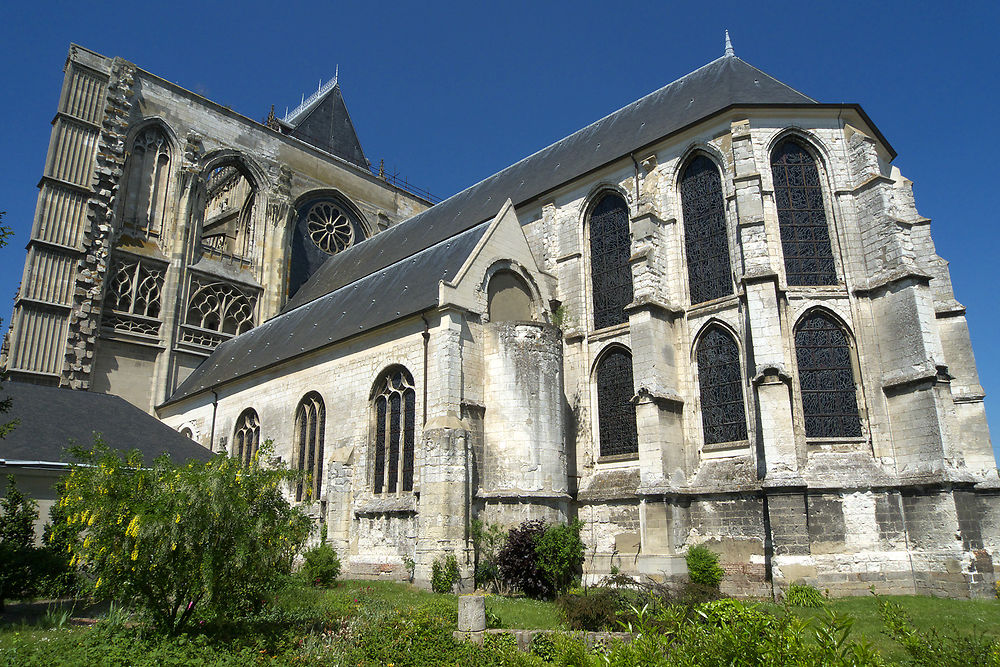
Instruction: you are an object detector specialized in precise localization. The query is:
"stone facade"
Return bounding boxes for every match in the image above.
[12,43,999,598]
[5,44,430,411]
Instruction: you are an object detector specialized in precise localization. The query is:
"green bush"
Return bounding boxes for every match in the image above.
[497,519,550,599]
[471,518,508,592]
[0,475,39,608]
[58,439,311,634]
[535,519,585,596]
[301,543,341,587]
[431,553,460,593]
[786,582,826,608]
[557,588,620,631]
[685,543,724,588]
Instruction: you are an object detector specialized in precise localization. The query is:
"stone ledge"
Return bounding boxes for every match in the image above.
[353,494,417,516]
[454,629,633,650]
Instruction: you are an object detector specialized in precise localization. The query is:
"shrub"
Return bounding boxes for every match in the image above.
[301,543,341,587]
[431,553,460,593]
[685,543,724,588]
[535,519,585,596]
[58,439,311,634]
[0,475,38,608]
[557,589,619,631]
[471,518,508,592]
[786,582,826,608]
[497,519,551,599]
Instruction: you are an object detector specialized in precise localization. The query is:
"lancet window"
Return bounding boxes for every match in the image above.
[234,408,260,466]
[589,193,633,330]
[771,140,837,286]
[101,257,165,338]
[595,347,639,458]
[794,311,862,438]
[121,126,171,238]
[696,326,748,446]
[371,367,416,494]
[680,155,733,304]
[293,392,325,502]
[200,161,257,262]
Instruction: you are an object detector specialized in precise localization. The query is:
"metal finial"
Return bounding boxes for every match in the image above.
[724,30,734,57]
[334,64,339,83]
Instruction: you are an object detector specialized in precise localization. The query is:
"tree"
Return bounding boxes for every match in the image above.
[59,439,311,634]
[0,211,18,440]
[0,475,39,609]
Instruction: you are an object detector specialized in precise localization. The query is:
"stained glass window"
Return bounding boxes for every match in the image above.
[794,311,862,438]
[772,140,837,286]
[589,194,633,330]
[696,326,747,445]
[372,367,416,493]
[233,408,260,465]
[596,347,638,457]
[294,392,325,501]
[681,155,733,304]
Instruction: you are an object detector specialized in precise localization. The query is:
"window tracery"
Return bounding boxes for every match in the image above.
[371,367,416,494]
[121,126,171,238]
[771,140,837,286]
[696,326,747,446]
[680,155,733,304]
[200,162,257,263]
[595,347,638,458]
[233,408,260,466]
[101,257,165,338]
[589,193,633,330]
[180,277,258,349]
[794,311,862,438]
[306,201,357,255]
[294,392,325,502]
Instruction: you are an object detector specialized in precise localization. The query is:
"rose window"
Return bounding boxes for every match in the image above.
[306,202,355,255]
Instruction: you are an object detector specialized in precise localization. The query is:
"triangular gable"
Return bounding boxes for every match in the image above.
[289,85,367,167]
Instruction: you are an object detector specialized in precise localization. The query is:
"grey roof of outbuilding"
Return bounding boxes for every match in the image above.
[0,382,212,464]
[163,54,823,407]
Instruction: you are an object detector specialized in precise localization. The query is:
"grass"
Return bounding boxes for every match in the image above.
[3,581,999,665]
[767,594,1000,662]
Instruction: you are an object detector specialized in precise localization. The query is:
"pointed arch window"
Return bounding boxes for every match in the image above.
[121,126,171,238]
[772,140,837,286]
[371,367,416,493]
[680,155,733,304]
[596,347,638,458]
[233,408,260,465]
[589,193,633,330]
[294,393,325,501]
[696,326,748,446]
[794,311,862,438]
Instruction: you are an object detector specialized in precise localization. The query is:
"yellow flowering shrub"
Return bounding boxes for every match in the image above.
[57,438,311,635]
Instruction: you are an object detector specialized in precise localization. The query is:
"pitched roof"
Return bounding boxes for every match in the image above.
[280,79,367,168]
[284,55,814,312]
[165,221,490,404]
[163,54,818,406]
[0,382,212,464]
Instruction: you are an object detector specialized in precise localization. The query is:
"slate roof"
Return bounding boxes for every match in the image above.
[163,54,829,407]
[0,382,212,464]
[283,83,368,168]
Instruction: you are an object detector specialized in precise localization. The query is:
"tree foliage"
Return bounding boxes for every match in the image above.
[497,519,586,600]
[685,543,725,588]
[0,475,38,607]
[58,439,311,634]
[534,519,584,596]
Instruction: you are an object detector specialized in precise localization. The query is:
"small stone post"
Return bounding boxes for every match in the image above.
[458,594,486,633]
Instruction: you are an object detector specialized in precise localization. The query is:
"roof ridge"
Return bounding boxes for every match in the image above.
[733,56,817,104]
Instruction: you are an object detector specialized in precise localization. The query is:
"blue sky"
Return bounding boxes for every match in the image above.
[0,1,997,459]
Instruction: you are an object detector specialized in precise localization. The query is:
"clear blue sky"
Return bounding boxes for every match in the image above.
[0,1,997,460]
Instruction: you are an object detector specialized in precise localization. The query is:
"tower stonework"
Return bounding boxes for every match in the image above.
[6,45,431,411]
[10,42,998,598]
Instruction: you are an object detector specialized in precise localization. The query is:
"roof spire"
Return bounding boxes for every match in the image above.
[724,29,734,57]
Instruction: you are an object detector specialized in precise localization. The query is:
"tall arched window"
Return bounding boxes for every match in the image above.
[589,193,633,330]
[233,408,260,465]
[293,392,325,501]
[121,126,171,237]
[696,326,747,446]
[595,347,638,458]
[771,140,837,286]
[794,311,862,438]
[201,160,257,261]
[680,155,733,304]
[371,367,416,493]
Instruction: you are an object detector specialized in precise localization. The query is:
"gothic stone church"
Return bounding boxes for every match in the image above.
[6,40,999,597]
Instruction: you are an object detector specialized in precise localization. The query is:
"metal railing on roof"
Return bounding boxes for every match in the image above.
[370,162,441,204]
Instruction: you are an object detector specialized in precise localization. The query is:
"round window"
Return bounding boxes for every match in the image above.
[306,201,356,254]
